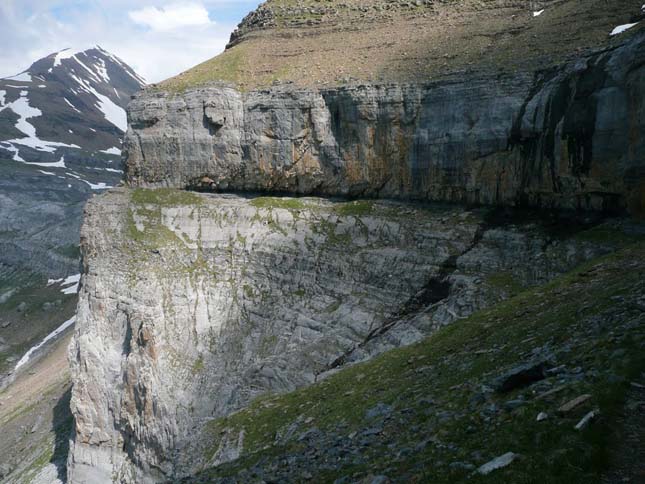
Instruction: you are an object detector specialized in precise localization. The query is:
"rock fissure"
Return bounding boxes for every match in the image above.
[319,220,491,375]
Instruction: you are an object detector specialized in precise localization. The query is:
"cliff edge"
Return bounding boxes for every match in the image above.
[125,1,645,214]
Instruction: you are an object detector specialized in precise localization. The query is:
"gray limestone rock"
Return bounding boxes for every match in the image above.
[67,188,613,482]
[125,31,645,215]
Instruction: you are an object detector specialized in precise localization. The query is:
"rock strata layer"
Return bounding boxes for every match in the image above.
[125,31,645,215]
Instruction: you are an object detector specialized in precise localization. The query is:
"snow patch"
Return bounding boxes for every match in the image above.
[1,92,42,138]
[61,273,80,287]
[13,316,76,372]
[95,58,111,83]
[0,91,81,153]
[83,180,113,190]
[101,147,122,156]
[97,46,146,85]
[1,143,25,161]
[610,22,639,36]
[21,156,66,169]
[64,171,112,189]
[53,48,75,67]
[91,89,127,131]
[68,70,127,131]
[38,170,56,176]
[62,274,80,285]
[105,167,124,173]
[72,55,101,82]
[64,97,82,114]
[533,9,544,17]
[0,90,5,106]
[60,273,81,294]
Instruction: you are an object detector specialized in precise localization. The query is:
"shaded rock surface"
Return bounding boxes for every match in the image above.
[68,188,617,482]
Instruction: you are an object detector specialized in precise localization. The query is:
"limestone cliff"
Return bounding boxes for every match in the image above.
[125,29,645,214]
[68,188,614,482]
[67,1,645,482]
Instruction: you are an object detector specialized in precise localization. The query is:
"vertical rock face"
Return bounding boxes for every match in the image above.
[125,31,645,215]
[67,188,610,482]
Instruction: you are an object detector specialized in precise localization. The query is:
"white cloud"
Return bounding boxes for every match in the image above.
[0,0,262,83]
[129,2,212,31]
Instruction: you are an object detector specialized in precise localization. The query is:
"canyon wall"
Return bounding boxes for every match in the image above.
[125,31,645,215]
[67,18,645,484]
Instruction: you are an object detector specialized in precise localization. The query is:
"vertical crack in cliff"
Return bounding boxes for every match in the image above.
[122,312,133,357]
[507,45,624,210]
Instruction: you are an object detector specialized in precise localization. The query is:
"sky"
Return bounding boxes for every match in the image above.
[0,0,262,83]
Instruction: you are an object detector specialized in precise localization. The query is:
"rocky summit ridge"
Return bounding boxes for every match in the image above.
[61,1,645,483]
[1,45,144,162]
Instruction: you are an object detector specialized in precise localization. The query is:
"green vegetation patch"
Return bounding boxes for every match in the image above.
[249,196,311,211]
[485,271,527,297]
[571,223,643,247]
[126,189,204,248]
[131,188,204,207]
[192,355,205,375]
[159,43,249,92]
[334,200,374,217]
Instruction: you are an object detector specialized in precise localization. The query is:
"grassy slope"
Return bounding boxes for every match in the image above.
[0,273,77,376]
[0,331,72,483]
[159,0,644,91]
[190,239,645,483]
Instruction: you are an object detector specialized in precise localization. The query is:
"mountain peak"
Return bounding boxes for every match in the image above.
[0,46,145,165]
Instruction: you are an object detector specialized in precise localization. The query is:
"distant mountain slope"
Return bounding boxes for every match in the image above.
[0,46,145,278]
[0,47,144,390]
